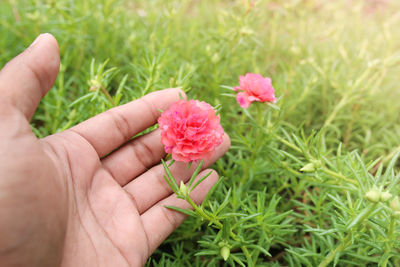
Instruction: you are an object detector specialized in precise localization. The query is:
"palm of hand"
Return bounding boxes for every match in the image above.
[0,34,229,267]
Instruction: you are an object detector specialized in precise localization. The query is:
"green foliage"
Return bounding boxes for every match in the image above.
[1,0,400,266]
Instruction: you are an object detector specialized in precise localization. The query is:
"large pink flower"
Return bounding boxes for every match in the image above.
[234,73,276,108]
[158,100,224,162]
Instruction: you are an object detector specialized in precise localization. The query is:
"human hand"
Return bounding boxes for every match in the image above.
[0,34,230,267]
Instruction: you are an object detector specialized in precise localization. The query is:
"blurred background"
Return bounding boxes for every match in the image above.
[1,0,399,159]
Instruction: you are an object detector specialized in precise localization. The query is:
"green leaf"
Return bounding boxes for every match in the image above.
[194,250,218,256]
[163,175,177,194]
[188,159,204,188]
[246,244,272,257]
[186,161,193,170]
[167,159,175,167]
[222,218,231,240]
[69,92,95,107]
[216,188,232,215]
[164,205,196,217]
[189,169,212,192]
[346,204,379,230]
[162,159,178,192]
[202,176,224,204]
[230,254,246,267]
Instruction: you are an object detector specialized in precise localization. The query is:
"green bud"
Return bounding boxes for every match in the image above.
[220,246,230,261]
[300,162,315,172]
[179,181,188,197]
[380,191,392,202]
[365,185,380,203]
[89,79,100,91]
[390,196,400,212]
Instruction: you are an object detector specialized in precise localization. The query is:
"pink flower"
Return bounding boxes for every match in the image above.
[234,73,276,108]
[158,100,224,162]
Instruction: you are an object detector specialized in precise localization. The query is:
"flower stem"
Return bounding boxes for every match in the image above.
[100,85,115,106]
[185,196,223,228]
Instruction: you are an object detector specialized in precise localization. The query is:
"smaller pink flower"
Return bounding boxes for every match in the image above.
[234,73,276,108]
[158,100,224,162]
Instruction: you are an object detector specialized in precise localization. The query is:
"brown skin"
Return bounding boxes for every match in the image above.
[0,34,230,267]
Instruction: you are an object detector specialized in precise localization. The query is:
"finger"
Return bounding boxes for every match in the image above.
[124,134,230,214]
[68,88,185,158]
[141,169,219,257]
[101,129,165,186]
[0,33,60,120]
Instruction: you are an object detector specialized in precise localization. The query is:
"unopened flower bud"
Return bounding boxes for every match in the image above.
[380,191,392,202]
[300,162,315,172]
[89,79,100,91]
[179,181,188,197]
[220,246,230,261]
[365,185,380,203]
[390,196,400,212]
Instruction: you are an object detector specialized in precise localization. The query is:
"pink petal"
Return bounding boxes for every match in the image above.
[236,92,251,108]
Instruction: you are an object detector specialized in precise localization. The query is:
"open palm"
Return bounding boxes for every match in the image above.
[0,34,230,267]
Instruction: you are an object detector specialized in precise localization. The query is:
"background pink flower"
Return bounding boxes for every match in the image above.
[158,100,224,162]
[234,73,276,108]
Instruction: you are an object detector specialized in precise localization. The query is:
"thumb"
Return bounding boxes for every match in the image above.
[0,33,60,120]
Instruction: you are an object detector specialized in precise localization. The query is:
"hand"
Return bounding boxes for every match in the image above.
[0,34,230,267]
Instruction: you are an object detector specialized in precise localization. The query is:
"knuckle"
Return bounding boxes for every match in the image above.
[161,204,180,229]
[153,168,171,196]
[23,61,46,97]
[140,97,159,122]
[106,109,132,142]
[131,139,155,169]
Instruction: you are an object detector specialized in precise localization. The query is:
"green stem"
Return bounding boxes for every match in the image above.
[321,168,358,185]
[240,104,262,184]
[273,131,313,159]
[324,93,348,127]
[275,134,302,153]
[100,85,115,106]
[318,233,352,267]
[382,216,396,267]
[388,216,395,240]
[8,0,21,23]
[241,245,254,266]
[185,196,223,228]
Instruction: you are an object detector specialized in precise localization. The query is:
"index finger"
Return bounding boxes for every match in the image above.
[68,88,185,157]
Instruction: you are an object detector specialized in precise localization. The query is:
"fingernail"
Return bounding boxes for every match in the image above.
[29,33,52,48]
[29,34,43,48]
